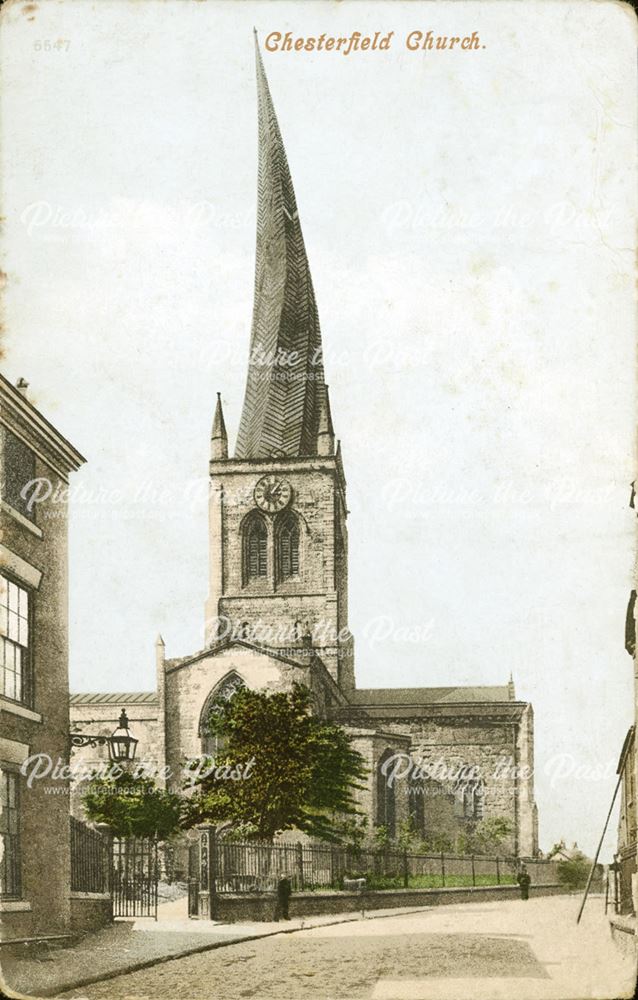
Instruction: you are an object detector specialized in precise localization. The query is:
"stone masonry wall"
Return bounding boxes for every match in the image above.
[206,457,352,690]
[342,711,536,856]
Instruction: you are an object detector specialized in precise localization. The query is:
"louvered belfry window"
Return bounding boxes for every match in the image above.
[245,515,267,580]
[278,513,299,580]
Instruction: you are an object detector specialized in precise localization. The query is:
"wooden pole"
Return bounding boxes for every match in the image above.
[576,767,624,924]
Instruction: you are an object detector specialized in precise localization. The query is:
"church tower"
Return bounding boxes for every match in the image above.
[205,37,353,692]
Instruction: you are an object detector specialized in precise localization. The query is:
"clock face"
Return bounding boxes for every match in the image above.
[253,475,293,513]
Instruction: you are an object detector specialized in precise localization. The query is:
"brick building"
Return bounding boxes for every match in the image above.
[0,373,86,939]
[70,40,538,858]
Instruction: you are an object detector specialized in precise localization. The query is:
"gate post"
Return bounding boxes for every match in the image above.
[188,840,200,918]
[198,826,219,920]
[94,823,113,896]
[296,842,305,891]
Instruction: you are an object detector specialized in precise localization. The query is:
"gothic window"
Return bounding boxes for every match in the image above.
[276,511,299,581]
[454,769,485,821]
[376,748,396,839]
[409,777,425,835]
[199,673,246,756]
[243,512,268,583]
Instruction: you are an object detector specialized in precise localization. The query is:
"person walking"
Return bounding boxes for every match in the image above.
[274,874,292,921]
[517,863,531,900]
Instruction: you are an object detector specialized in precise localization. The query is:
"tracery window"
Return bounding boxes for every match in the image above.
[199,673,246,756]
[454,769,485,821]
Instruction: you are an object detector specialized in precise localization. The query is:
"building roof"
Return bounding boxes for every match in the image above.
[69,691,158,705]
[351,686,514,706]
[164,637,317,675]
[0,371,86,480]
[234,35,328,460]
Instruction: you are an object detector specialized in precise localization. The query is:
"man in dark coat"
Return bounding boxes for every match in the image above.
[274,874,292,921]
[517,864,531,900]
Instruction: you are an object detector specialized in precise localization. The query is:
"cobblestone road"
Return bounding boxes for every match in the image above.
[58,897,636,1000]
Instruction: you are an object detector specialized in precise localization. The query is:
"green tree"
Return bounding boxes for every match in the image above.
[181,683,367,842]
[456,817,512,855]
[471,816,513,855]
[396,819,420,852]
[332,815,369,852]
[82,771,183,839]
[371,824,392,850]
[556,850,592,889]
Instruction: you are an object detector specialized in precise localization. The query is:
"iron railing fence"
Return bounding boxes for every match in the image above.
[70,816,110,893]
[207,838,561,894]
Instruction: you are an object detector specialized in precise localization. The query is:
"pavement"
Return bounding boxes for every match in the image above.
[1,894,635,1000]
[0,894,429,998]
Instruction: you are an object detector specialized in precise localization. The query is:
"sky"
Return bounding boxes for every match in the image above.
[1,0,636,856]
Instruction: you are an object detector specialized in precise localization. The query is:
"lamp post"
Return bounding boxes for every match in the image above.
[70,709,139,763]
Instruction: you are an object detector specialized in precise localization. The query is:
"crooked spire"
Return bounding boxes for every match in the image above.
[234,34,327,459]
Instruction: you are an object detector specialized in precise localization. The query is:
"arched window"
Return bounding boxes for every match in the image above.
[199,672,246,756]
[454,767,485,821]
[376,748,396,839]
[243,512,268,583]
[409,777,425,835]
[276,511,300,581]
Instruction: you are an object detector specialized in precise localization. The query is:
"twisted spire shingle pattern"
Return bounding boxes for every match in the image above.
[235,37,326,459]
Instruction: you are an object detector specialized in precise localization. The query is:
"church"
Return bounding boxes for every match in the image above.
[70,40,538,858]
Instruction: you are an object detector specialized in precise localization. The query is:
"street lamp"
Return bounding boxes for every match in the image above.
[70,709,139,763]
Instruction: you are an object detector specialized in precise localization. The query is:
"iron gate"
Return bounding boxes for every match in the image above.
[111,837,159,919]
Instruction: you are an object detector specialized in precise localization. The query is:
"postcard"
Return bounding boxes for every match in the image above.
[0,2,636,998]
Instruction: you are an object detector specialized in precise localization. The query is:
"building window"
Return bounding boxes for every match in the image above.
[276,511,300,581]
[0,576,32,706]
[454,771,485,821]
[2,428,36,521]
[243,513,268,582]
[0,770,21,899]
[376,749,396,839]
[409,777,425,835]
[199,673,246,756]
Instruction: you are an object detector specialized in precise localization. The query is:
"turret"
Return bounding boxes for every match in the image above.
[317,385,335,456]
[211,393,228,460]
